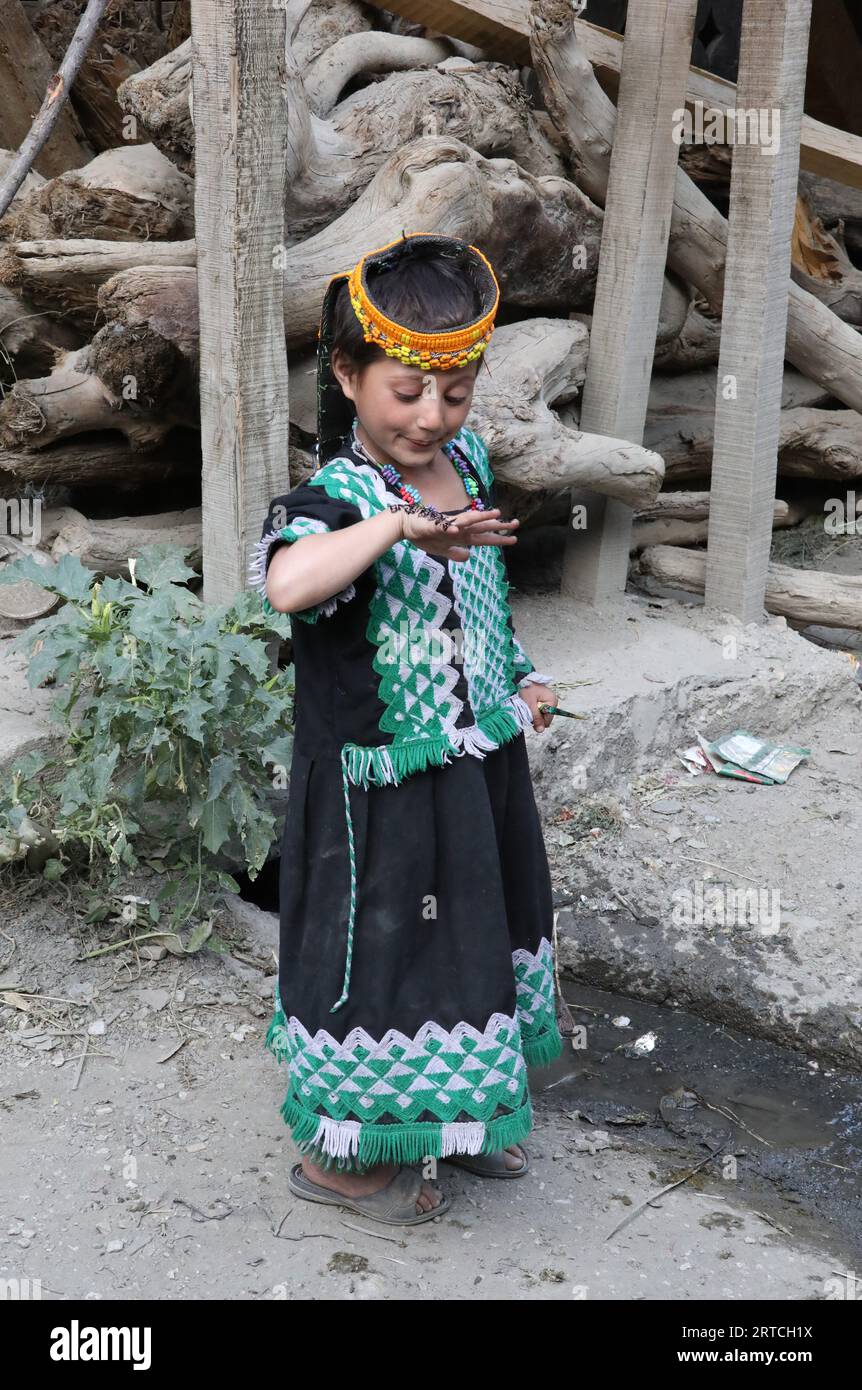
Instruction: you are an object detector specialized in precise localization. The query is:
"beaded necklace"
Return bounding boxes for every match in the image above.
[348,419,486,516]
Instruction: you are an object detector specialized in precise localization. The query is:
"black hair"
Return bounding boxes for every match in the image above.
[330,247,489,380]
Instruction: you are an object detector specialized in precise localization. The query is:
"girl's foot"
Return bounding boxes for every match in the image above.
[501,1144,527,1170]
[300,1157,444,1215]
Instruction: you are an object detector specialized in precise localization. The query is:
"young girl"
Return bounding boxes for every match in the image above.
[249,233,563,1227]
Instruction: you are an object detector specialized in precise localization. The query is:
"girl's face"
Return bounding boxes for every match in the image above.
[331,350,478,470]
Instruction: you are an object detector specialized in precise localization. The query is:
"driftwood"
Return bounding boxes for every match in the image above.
[117,2,403,173]
[528,0,862,414]
[0,283,80,373]
[0,432,200,488]
[121,37,564,244]
[46,505,202,576]
[630,498,811,552]
[638,544,862,630]
[0,143,194,243]
[0,0,91,181]
[0,236,196,326]
[790,187,862,324]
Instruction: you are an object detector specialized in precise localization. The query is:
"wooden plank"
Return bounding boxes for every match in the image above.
[191,0,291,607]
[705,0,813,623]
[382,0,862,190]
[560,0,697,604]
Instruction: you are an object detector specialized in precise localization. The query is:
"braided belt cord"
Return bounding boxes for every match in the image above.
[329,746,360,1013]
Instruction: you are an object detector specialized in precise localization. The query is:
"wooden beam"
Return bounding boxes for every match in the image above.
[382,0,862,190]
[192,0,290,606]
[705,0,813,623]
[561,0,696,604]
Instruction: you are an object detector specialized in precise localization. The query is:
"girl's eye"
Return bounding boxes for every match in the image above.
[394,392,467,404]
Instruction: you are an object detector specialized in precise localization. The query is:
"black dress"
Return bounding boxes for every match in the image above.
[259,456,563,1172]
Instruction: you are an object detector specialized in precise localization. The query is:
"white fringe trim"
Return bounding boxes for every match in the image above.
[247,527,283,598]
[441,1122,487,1156]
[510,691,540,730]
[247,525,356,615]
[313,1116,362,1159]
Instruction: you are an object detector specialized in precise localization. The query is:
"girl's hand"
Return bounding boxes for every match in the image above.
[520,682,557,733]
[396,506,519,562]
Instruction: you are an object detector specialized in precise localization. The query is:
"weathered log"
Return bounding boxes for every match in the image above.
[638,543,862,629]
[630,498,810,552]
[24,0,172,153]
[529,0,862,413]
[48,505,202,576]
[0,318,198,452]
[122,37,564,243]
[791,187,862,323]
[642,369,862,483]
[304,30,453,116]
[0,151,46,208]
[800,170,862,265]
[0,236,196,326]
[0,283,80,372]
[281,136,601,344]
[0,144,194,243]
[0,431,200,487]
[0,0,92,178]
[653,294,722,373]
[118,2,389,173]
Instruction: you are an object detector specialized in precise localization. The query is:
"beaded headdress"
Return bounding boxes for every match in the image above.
[315,232,500,463]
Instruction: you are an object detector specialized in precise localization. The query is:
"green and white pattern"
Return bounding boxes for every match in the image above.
[265,937,561,1164]
[249,427,551,788]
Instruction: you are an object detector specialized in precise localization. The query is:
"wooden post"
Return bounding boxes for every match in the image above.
[705,0,813,622]
[560,0,697,604]
[192,0,290,606]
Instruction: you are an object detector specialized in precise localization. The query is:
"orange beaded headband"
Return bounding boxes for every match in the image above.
[345,233,500,369]
[316,232,501,462]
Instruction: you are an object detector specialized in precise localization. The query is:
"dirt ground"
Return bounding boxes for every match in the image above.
[0,867,856,1301]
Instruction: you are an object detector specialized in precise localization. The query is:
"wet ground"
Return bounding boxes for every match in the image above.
[542,981,862,1266]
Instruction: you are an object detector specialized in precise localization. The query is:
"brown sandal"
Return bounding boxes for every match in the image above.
[443,1144,529,1178]
[288,1162,450,1226]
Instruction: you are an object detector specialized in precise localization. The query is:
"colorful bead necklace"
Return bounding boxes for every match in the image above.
[349,419,485,515]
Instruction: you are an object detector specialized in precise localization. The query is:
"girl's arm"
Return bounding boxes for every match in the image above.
[265,509,403,615]
[264,493,519,615]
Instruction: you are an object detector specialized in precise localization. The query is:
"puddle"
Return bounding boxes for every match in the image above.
[534,981,862,1257]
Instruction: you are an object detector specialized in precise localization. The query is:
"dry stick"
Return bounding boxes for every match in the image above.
[605,1145,727,1241]
[71,1031,90,1091]
[679,855,761,885]
[0,0,109,221]
[695,1093,773,1148]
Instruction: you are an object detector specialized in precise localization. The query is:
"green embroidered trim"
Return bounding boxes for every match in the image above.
[514,937,561,1068]
[264,938,561,1163]
[278,1092,533,1167]
[523,1027,563,1069]
[341,703,522,789]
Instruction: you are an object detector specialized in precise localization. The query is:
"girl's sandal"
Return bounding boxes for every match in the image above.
[443,1144,529,1178]
[288,1162,450,1226]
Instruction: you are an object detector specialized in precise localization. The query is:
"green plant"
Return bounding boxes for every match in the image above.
[0,544,293,929]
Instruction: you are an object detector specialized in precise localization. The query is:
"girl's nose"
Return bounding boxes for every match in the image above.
[417,399,445,430]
